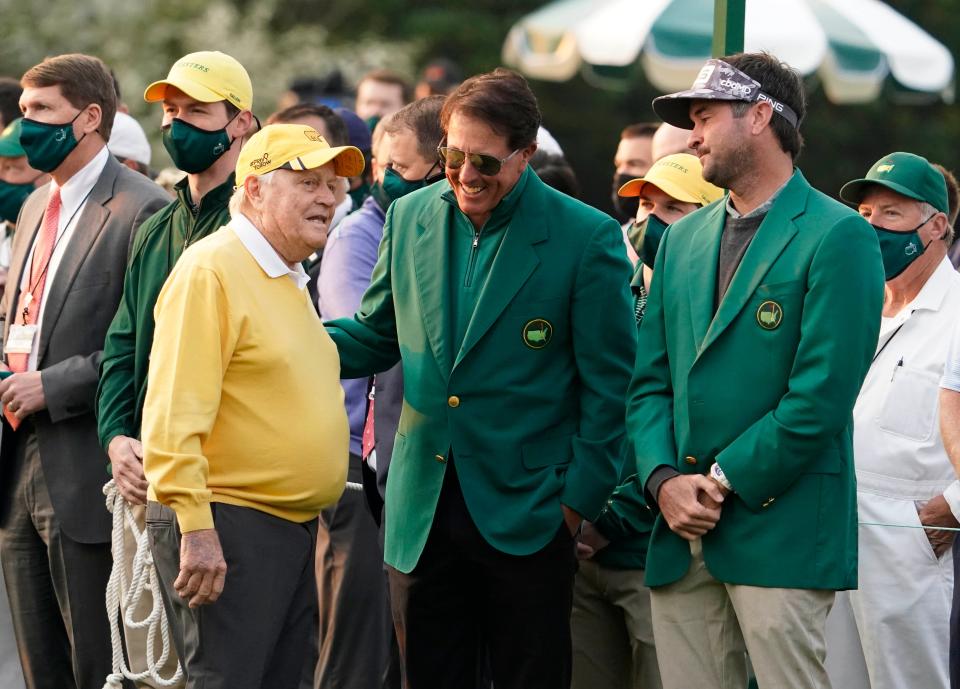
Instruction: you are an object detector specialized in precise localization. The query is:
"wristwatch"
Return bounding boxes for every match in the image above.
[709,462,734,492]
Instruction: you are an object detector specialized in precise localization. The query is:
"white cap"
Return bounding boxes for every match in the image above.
[108,112,152,167]
[537,126,563,156]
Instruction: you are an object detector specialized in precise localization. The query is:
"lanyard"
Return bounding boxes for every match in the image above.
[871,310,914,364]
[21,187,93,323]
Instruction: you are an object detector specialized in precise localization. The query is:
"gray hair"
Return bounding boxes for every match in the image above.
[920,201,953,243]
[229,170,274,218]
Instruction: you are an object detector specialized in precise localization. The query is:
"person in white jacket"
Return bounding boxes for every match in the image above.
[825,152,959,689]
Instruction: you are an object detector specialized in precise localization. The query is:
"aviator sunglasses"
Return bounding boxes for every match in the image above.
[437,145,521,176]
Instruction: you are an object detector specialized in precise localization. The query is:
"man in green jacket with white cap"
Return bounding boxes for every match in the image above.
[628,51,884,689]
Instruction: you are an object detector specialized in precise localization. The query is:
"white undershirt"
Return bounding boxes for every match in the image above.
[19,146,109,370]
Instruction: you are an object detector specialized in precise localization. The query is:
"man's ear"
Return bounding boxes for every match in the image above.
[231,110,256,141]
[930,212,950,242]
[81,103,103,137]
[751,101,774,136]
[519,141,538,171]
[244,174,265,206]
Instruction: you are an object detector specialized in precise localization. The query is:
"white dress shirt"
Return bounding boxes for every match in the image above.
[19,146,109,370]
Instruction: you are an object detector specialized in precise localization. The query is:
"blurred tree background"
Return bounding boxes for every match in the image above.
[0,0,955,217]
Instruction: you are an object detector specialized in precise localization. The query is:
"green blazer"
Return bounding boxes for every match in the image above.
[628,170,884,590]
[327,169,636,573]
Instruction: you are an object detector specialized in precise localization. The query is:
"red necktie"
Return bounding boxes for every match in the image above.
[5,187,61,429]
[361,381,376,461]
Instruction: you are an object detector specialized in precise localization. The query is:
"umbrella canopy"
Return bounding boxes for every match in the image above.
[502,0,954,103]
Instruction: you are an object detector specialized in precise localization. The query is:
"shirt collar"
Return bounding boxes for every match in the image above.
[52,146,109,219]
[175,173,236,214]
[726,175,791,219]
[230,213,310,290]
[901,256,957,315]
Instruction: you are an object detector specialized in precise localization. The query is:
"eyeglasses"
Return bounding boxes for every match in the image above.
[437,146,521,176]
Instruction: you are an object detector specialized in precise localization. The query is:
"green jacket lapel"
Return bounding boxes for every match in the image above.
[453,173,548,370]
[699,170,808,355]
[414,201,455,376]
[686,201,725,351]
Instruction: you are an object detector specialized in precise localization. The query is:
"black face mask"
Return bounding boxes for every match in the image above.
[612,173,639,222]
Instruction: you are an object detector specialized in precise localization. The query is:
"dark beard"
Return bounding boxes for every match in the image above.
[703,143,753,191]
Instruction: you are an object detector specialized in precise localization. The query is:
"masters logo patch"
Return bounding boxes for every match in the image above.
[522,319,553,349]
[756,300,783,330]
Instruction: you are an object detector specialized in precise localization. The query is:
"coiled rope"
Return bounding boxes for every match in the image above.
[102,480,183,688]
[101,478,363,688]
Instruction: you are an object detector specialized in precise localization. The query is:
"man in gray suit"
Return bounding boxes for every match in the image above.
[0,53,168,689]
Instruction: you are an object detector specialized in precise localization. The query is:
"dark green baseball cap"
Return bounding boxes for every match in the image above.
[0,118,25,158]
[840,151,949,214]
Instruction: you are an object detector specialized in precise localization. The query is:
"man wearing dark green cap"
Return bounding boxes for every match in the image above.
[824,152,958,689]
[0,119,49,300]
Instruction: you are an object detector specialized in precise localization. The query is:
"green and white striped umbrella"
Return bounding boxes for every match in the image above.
[502,0,954,103]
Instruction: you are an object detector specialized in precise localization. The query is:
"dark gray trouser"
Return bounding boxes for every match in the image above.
[0,423,116,689]
[147,501,317,689]
[313,455,393,689]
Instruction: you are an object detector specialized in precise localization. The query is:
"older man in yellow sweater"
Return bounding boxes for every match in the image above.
[142,124,364,689]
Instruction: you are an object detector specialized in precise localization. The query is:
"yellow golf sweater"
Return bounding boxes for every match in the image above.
[142,222,348,532]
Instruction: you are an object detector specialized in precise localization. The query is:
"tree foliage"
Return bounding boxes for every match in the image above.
[0,0,955,215]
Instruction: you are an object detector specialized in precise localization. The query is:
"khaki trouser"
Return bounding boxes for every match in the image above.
[572,559,662,689]
[118,503,183,689]
[650,539,834,689]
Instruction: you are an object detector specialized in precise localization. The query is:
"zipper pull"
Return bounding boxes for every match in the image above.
[473,232,480,248]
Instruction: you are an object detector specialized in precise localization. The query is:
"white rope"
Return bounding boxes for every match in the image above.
[101,478,363,688]
[102,480,184,689]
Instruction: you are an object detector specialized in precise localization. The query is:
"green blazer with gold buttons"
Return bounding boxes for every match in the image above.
[628,169,884,590]
[326,168,637,574]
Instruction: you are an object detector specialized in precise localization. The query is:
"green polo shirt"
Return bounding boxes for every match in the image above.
[96,175,235,449]
[443,169,528,353]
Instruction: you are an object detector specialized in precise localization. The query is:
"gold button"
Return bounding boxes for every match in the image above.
[448,396,460,408]
[684,456,697,465]
[434,454,447,464]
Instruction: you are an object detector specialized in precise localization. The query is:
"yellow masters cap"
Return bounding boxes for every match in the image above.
[618,153,724,206]
[235,124,366,186]
[144,51,253,111]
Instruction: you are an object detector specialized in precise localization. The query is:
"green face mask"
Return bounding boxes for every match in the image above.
[632,214,669,269]
[0,180,36,223]
[873,220,929,281]
[348,180,371,209]
[19,110,86,173]
[162,117,235,174]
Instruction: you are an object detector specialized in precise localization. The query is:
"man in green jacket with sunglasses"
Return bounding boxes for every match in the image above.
[326,68,635,689]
